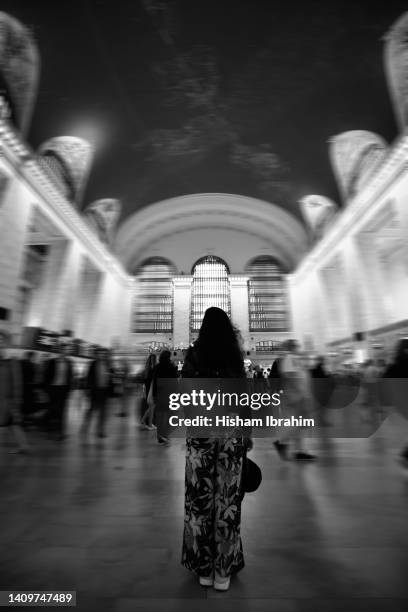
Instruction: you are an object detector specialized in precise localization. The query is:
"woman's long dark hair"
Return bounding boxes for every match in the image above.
[194,307,244,375]
[159,350,171,365]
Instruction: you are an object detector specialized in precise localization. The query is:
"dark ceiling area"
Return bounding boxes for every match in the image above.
[4,0,407,221]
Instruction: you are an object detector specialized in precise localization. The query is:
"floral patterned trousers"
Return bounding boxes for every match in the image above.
[182,436,245,578]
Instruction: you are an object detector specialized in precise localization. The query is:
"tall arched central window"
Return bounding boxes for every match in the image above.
[247,256,288,332]
[191,256,230,331]
[132,257,175,333]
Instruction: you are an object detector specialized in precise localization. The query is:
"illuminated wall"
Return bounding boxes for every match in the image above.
[0,118,132,347]
[290,135,408,356]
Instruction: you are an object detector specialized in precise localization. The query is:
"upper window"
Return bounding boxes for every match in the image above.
[247,256,288,332]
[132,257,175,333]
[190,256,230,332]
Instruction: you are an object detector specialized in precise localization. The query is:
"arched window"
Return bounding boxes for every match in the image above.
[191,256,230,331]
[132,257,176,333]
[246,256,288,332]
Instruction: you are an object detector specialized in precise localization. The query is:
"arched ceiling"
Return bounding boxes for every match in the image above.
[114,193,309,274]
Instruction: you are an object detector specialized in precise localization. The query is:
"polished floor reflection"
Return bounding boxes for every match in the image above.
[1,394,408,612]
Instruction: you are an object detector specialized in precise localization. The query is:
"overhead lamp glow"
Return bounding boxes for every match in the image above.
[63,119,108,151]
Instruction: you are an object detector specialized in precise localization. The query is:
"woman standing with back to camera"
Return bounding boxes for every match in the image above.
[181,307,250,591]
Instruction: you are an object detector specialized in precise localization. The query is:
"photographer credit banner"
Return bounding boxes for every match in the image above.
[157,377,392,439]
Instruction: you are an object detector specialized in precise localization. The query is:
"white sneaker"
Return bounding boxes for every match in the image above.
[199,575,213,587]
[214,573,230,591]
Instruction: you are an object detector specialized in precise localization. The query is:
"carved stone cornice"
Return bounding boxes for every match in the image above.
[293,132,408,283]
[115,193,309,274]
[0,118,130,285]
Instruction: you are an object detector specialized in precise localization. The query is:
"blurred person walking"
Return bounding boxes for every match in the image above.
[21,351,37,425]
[181,307,250,591]
[140,353,157,430]
[82,347,112,439]
[272,340,316,461]
[310,355,334,427]
[253,364,262,379]
[43,342,74,441]
[149,350,178,445]
[382,338,408,466]
[0,331,29,453]
[111,356,130,417]
[360,359,381,424]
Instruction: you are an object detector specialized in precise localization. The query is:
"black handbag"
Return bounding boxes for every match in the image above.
[240,452,262,498]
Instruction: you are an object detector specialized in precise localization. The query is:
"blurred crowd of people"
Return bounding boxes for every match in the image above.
[1,328,407,466]
[244,337,408,465]
[0,332,138,452]
[138,334,408,465]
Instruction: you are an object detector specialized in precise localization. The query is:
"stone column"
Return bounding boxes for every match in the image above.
[0,175,33,337]
[319,255,351,343]
[341,236,373,334]
[290,271,331,352]
[86,272,117,346]
[117,278,135,346]
[57,243,83,333]
[26,240,68,329]
[229,276,249,348]
[172,276,192,347]
[355,234,390,330]
[378,243,408,324]
[27,239,82,334]
[74,257,103,339]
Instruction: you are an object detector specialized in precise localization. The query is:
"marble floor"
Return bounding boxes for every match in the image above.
[1,395,408,612]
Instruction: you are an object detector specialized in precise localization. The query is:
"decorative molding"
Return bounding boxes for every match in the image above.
[329,131,388,201]
[84,198,122,246]
[298,195,338,240]
[0,118,129,284]
[38,136,94,205]
[115,193,309,273]
[293,133,408,283]
[368,318,408,337]
[327,319,408,346]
